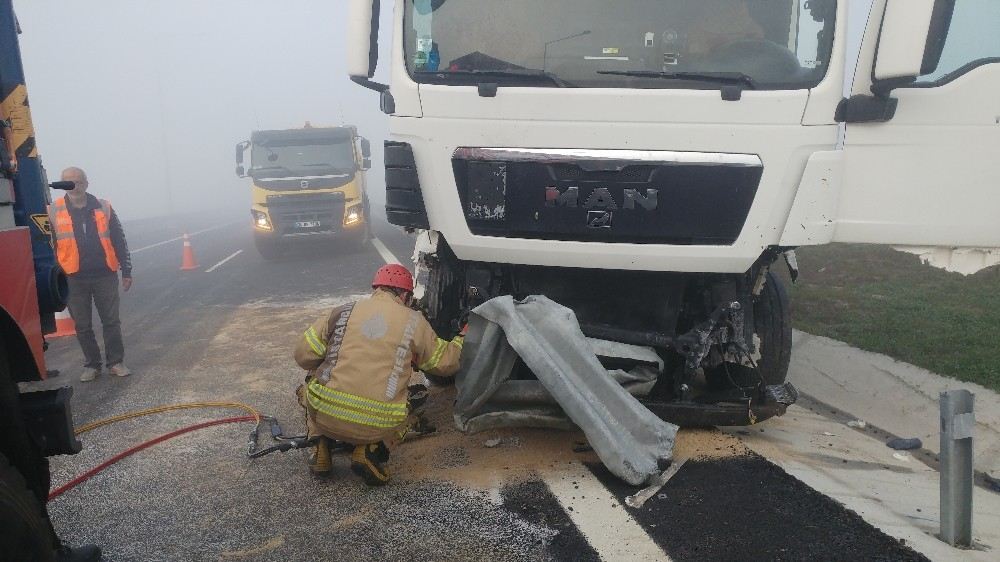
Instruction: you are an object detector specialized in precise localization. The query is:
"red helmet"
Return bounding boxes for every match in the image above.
[372,264,414,292]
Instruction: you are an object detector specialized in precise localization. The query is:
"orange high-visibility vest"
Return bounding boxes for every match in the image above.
[49,196,120,274]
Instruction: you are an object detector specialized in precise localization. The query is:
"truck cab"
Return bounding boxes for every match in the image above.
[236,125,373,258]
[347,0,1000,425]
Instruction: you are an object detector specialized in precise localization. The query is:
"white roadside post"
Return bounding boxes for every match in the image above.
[940,389,975,547]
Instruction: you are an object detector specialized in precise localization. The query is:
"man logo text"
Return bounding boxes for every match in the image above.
[544,187,658,210]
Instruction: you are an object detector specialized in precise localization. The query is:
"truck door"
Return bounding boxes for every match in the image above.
[836,0,1000,272]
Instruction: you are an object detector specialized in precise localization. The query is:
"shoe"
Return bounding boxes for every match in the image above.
[79,368,100,382]
[350,442,390,486]
[108,363,130,377]
[57,544,102,561]
[308,437,332,476]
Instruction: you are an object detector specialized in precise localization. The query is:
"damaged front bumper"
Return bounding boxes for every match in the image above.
[415,228,798,427]
[481,378,798,427]
[642,382,799,427]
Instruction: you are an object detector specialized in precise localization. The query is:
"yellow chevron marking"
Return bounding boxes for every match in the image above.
[1,85,35,154]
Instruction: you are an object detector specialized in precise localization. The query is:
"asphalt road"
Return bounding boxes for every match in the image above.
[31,212,927,562]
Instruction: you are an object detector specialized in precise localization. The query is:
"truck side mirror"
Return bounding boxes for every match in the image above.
[235,141,250,177]
[362,158,372,171]
[347,0,380,79]
[360,137,371,158]
[235,141,249,164]
[872,0,949,90]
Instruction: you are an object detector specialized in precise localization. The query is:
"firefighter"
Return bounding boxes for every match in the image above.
[293,264,464,485]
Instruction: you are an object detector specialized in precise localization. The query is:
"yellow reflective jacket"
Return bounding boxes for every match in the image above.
[294,288,463,444]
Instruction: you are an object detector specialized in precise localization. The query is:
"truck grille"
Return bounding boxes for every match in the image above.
[452,148,762,246]
[266,193,346,234]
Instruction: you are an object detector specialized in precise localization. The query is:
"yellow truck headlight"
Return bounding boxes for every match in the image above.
[252,210,272,231]
[344,205,363,226]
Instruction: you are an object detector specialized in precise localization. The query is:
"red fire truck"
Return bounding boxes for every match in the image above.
[1,2,96,559]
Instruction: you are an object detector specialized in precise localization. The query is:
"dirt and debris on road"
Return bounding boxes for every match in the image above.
[398,385,598,489]
[396,385,753,489]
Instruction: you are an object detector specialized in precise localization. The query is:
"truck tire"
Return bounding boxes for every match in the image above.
[0,452,55,562]
[351,195,373,253]
[353,223,372,253]
[0,339,57,561]
[753,270,792,386]
[705,270,791,395]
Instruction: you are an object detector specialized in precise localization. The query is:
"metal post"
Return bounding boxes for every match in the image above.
[940,389,974,547]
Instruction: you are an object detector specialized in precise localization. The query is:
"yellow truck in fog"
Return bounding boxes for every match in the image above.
[236,124,372,258]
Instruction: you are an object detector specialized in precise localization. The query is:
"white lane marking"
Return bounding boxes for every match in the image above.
[131,222,237,254]
[205,250,243,273]
[541,464,671,561]
[371,237,402,265]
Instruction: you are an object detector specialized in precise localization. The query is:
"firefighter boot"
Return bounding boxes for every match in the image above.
[404,384,436,439]
[308,437,332,476]
[351,442,390,486]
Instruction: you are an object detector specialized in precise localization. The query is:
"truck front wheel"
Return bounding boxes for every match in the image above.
[704,270,791,395]
[0,339,56,561]
[753,270,792,387]
[0,452,55,562]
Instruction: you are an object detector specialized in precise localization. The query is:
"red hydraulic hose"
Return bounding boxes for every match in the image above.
[48,415,255,502]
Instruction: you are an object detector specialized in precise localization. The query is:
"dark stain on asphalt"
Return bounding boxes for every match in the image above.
[589,454,930,561]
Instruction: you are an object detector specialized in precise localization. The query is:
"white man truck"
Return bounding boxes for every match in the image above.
[346,0,1000,425]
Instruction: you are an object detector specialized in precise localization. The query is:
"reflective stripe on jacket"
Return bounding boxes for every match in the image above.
[48,196,119,274]
[294,288,464,443]
[306,381,408,429]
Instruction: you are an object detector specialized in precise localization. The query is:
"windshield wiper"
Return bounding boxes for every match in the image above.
[416,68,572,87]
[596,70,757,90]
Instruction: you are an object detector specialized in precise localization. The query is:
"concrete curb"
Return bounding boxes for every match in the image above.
[790,330,1000,481]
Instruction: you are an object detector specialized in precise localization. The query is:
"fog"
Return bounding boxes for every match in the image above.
[15,0,394,220]
[15,0,874,222]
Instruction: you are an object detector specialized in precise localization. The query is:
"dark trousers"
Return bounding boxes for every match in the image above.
[66,274,124,369]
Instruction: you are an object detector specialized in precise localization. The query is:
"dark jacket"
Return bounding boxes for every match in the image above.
[65,193,132,278]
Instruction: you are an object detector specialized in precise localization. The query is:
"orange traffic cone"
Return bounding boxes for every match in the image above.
[180,232,199,271]
[50,309,76,338]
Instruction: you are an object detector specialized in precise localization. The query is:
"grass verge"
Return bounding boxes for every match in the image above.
[779,244,1000,393]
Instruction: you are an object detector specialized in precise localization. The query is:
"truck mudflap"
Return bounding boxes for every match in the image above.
[641,382,798,427]
[19,386,82,456]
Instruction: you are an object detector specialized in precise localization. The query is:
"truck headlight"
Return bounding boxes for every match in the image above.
[344,205,363,226]
[252,210,272,231]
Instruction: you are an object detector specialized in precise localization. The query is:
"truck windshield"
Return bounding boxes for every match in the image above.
[404,0,836,90]
[250,139,356,179]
